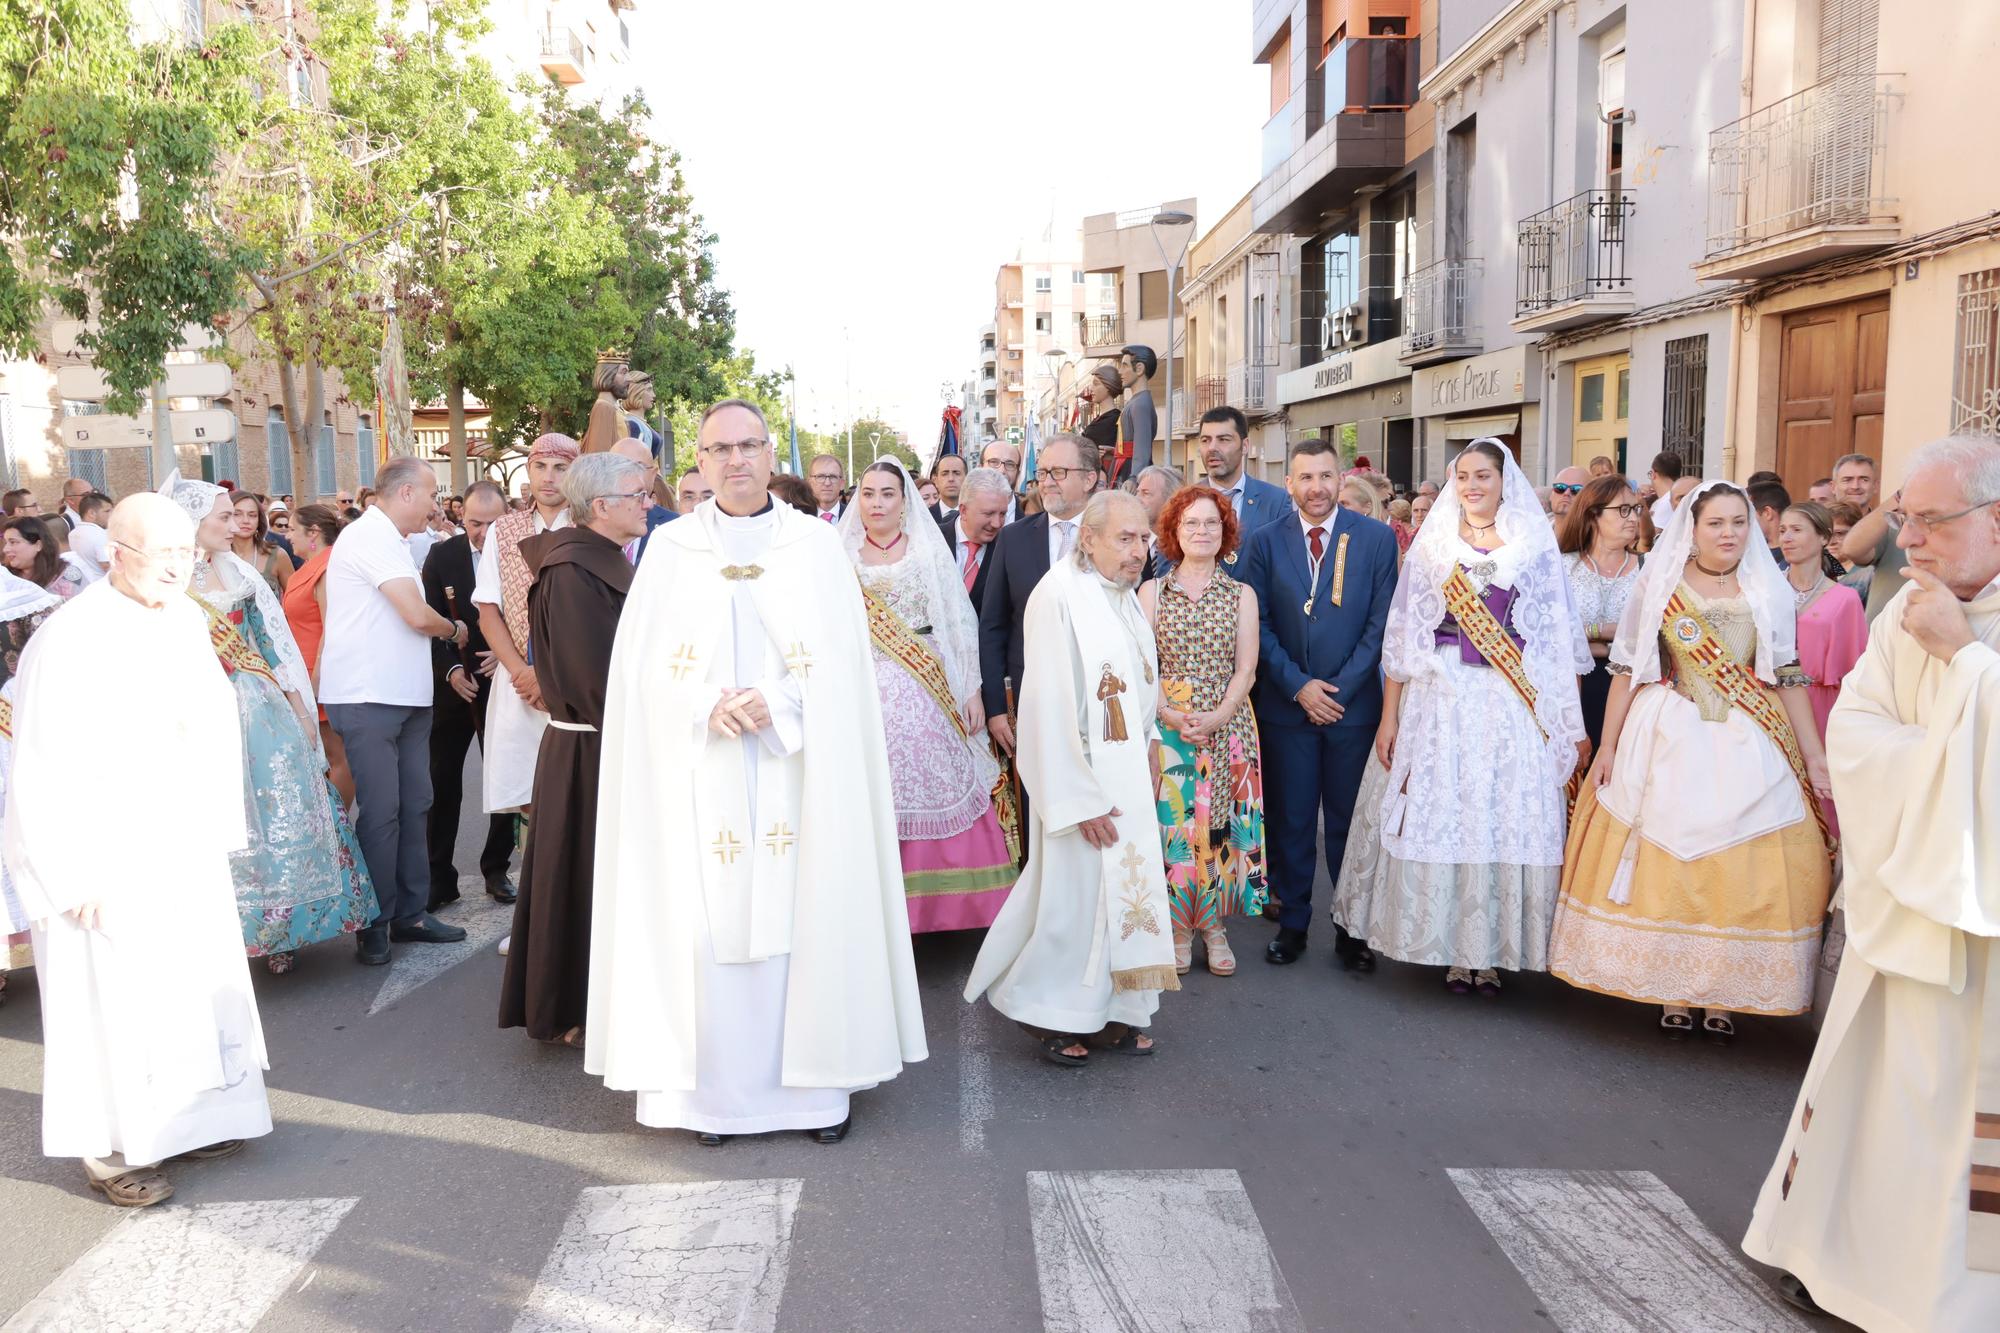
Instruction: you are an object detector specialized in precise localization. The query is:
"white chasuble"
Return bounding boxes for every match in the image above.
[1744,580,2000,1332]
[6,581,272,1164]
[587,499,925,1133]
[964,558,1176,1035]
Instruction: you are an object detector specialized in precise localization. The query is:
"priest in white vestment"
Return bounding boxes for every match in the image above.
[586,399,926,1143]
[5,495,270,1207]
[966,491,1178,1065]
[1744,436,2000,1330]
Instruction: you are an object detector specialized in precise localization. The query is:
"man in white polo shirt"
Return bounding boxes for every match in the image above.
[321,456,471,966]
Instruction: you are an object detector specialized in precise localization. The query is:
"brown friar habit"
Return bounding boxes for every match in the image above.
[498,523,634,1040]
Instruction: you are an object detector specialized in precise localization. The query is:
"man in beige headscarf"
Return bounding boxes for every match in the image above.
[1743,435,2000,1328]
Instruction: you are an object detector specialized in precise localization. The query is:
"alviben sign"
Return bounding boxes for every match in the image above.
[1275,339,1407,406]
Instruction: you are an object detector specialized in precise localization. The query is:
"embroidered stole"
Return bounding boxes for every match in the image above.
[1974,949,2000,1269]
[193,595,279,687]
[1661,590,1833,857]
[492,508,540,656]
[864,584,1022,861]
[1441,565,1543,739]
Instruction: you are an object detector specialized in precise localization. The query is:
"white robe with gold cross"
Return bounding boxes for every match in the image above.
[587,498,926,1133]
[1743,578,2000,1332]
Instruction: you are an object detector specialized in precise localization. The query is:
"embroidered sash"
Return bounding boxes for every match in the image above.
[1441,565,1544,739]
[1661,590,1833,857]
[0,695,11,741]
[862,584,1021,861]
[193,595,279,687]
[492,508,541,656]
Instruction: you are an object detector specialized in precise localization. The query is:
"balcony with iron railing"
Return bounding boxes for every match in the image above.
[1226,360,1273,414]
[538,27,586,84]
[1513,190,1636,333]
[1193,375,1229,418]
[1253,36,1415,235]
[1399,258,1483,367]
[1076,314,1123,350]
[1697,73,1901,281]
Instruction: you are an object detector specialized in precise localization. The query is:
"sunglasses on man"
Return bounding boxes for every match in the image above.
[1552,482,1586,496]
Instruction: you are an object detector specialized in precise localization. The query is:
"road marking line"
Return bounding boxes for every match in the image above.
[1027,1169,1304,1333]
[1448,1167,1809,1332]
[4,1196,357,1332]
[368,880,511,1016]
[512,1178,802,1333]
[958,998,992,1153]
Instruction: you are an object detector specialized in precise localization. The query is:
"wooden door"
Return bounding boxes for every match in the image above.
[1572,353,1631,473]
[1776,294,1889,495]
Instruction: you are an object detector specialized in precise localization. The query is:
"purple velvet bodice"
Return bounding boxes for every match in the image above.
[1434,561,1523,666]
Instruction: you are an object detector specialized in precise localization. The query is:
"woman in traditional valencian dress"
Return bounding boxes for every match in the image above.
[1333,439,1590,998]
[1557,474,1645,749]
[841,459,1016,930]
[1139,486,1266,976]
[1549,481,1834,1044]
[1777,501,1866,837]
[171,476,375,974]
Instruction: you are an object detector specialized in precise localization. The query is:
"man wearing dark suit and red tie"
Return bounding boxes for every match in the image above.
[421,480,519,908]
[937,465,1012,612]
[1237,437,1398,968]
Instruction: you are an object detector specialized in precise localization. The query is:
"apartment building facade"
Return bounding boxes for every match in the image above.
[1174,194,1296,477]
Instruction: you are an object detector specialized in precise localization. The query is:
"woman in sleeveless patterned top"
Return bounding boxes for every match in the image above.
[1139,488,1266,977]
[1550,483,1833,1044]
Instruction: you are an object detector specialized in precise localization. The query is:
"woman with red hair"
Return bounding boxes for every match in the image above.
[1138,486,1268,976]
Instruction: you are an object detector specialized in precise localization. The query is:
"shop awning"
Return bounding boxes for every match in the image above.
[1441,413,1520,441]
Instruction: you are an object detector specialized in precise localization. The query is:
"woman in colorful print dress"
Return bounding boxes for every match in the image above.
[841,460,1016,931]
[1139,486,1266,976]
[170,476,374,973]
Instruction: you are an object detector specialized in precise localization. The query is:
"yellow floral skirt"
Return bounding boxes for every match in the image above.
[1548,785,1831,1015]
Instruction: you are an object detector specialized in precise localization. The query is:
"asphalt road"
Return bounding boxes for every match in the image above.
[0,753,1847,1332]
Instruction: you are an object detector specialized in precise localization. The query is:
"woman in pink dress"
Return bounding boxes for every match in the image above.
[1777,502,1866,837]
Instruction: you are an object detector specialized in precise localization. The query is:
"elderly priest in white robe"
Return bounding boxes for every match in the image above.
[966,490,1177,1066]
[5,494,269,1208]
[1744,435,2000,1330]
[587,399,926,1145]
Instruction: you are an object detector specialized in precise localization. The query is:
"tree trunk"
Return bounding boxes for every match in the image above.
[289,353,323,500]
[446,367,468,494]
[274,349,306,499]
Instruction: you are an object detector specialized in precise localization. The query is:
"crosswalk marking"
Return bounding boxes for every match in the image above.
[1449,1168,1808,1332]
[512,1178,802,1333]
[368,885,512,1016]
[1027,1169,1304,1333]
[3,1196,357,1333]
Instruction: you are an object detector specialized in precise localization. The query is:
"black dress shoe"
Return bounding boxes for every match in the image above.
[1265,927,1308,965]
[808,1115,852,1144]
[1335,941,1378,973]
[389,914,469,944]
[485,875,518,904]
[696,1132,729,1147]
[1777,1273,1825,1316]
[355,926,391,967]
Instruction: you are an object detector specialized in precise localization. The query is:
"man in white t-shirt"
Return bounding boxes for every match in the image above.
[67,492,112,575]
[1646,450,1686,530]
[320,456,471,966]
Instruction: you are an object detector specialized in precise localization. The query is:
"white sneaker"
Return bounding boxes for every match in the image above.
[497,935,510,957]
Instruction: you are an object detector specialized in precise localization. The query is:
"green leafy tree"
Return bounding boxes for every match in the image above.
[0,0,259,411]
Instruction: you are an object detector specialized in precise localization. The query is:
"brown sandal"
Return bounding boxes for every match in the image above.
[88,1169,174,1208]
[170,1139,245,1162]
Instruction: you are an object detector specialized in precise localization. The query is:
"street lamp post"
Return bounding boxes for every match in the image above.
[1041,346,1069,438]
[1150,209,1195,466]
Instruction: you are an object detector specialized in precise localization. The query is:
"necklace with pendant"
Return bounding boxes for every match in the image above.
[1792,572,1826,612]
[864,531,904,552]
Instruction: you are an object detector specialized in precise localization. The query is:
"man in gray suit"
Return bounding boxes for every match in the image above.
[1195,406,1292,558]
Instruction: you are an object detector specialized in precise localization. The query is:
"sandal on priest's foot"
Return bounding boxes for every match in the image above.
[88,1169,174,1208]
[1702,1011,1736,1046]
[1659,1008,1694,1041]
[807,1116,852,1145]
[170,1139,245,1163]
[1087,1026,1156,1057]
[1039,1035,1090,1067]
[695,1132,729,1147]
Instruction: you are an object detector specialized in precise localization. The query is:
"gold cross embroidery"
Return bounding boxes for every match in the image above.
[784,642,815,679]
[764,821,796,856]
[668,643,697,681]
[710,831,744,865]
[1120,842,1146,888]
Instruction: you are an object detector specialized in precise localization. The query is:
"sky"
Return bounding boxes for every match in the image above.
[626,0,1269,456]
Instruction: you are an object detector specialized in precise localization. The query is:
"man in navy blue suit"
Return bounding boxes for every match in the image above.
[1193,407,1291,549]
[1238,436,1397,968]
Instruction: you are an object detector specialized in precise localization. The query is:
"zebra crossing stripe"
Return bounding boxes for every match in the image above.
[368,884,511,1016]
[1448,1168,1809,1332]
[1027,1169,1305,1333]
[3,1196,357,1333]
[512,1178,802,1333]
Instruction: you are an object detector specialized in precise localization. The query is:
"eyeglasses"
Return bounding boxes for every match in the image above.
[1603,503,1644,519]
[599,490,653,505]
[1552,483,1585,495]
[112,539,196,565]
[1037,466,1087,484]
[1901,498,1998,538]
[15,500,40,512]
[1180,519,1224,532]
[702,439,771,461]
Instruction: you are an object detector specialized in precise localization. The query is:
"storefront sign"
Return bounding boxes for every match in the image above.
[1412,344,1541,417]
[1277,339,1407,407]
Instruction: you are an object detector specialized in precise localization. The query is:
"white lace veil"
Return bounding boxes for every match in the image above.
[1384,438,1590,782]
[1610,478,1796,686]
[837,458,984,708]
